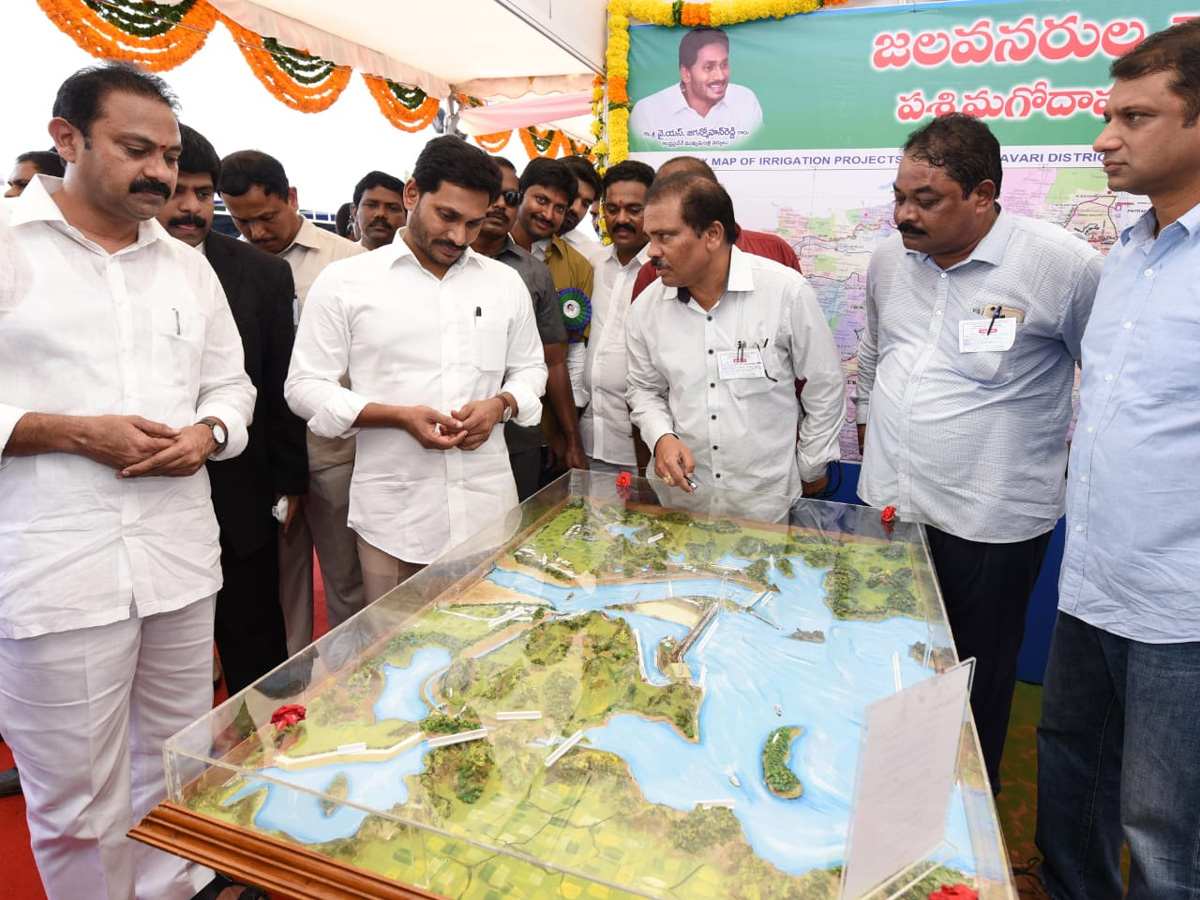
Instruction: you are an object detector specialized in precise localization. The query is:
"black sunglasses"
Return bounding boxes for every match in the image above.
[499,189,522,206]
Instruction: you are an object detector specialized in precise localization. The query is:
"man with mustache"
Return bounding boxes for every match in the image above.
[581,159,655,471]
[628,26,763,150]
[1036,20,1200,898]
[286,137,546,604]
[0,63,255,900]
[156,124,307,695]
[351,169,406,251]
[219,150,366,652]
[853,113,1103,795]
[510,157,591,481]
[470,157,574,501]
[626,174,844,521]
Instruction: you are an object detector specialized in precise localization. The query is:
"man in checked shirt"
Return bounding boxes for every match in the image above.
[854,113,1103,794]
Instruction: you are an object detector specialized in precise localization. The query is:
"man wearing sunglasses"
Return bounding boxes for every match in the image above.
[471,158,573,500]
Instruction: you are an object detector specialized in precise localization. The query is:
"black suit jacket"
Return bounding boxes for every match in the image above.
[203,231,308,559]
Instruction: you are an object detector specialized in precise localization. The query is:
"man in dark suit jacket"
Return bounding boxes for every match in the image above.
[158,124,307,694]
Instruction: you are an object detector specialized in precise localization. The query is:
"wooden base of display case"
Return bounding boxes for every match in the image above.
[130,802,443,900]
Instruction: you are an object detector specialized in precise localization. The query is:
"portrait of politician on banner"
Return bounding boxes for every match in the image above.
[628,26,763,149]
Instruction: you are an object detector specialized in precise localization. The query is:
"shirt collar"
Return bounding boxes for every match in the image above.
[9,173,169,250]
[385,232,480,276]
[904,205,1012,269]
[600,241,651,269]
[665,84,727,117]
[282,215,324,254]
[664,244,747,304]
[1123,199,1200,246]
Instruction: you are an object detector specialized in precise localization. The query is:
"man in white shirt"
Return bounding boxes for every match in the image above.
[286,136,547,604]
[854,114,1101,794]
[626,174,844,520]
[0,63,255,900]
[628,26,763,150]
[581,159,655,471]
[220,150,366,651]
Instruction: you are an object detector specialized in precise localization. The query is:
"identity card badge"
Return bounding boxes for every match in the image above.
[717,347,766,379]
[959,317,1015,353]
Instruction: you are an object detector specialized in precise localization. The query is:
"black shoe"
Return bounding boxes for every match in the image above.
[0,767,20,798]
[191,873,268,900]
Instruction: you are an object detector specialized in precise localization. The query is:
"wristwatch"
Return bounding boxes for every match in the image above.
[498,394,515,424]
[198,417,228,453]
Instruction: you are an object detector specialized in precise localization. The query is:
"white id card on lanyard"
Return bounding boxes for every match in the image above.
[959,317,1015,352]
[717,347,765,379]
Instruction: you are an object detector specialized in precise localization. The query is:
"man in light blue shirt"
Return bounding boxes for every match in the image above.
[1037,20,1200,900]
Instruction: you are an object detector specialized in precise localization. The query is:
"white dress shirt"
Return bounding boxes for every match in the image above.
[854,210,1102,543]
[626,247,844,509]
[581,244,650,466]
[285,241,547,564]
[276,216,364,471]
[628,82,763,149]
[0,176,256,639]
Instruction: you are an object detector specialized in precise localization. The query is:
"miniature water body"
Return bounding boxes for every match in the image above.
[228,557,975,875]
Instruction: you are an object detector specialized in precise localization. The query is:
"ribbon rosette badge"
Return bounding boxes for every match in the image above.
[270,703,307,731]
[881,505,897,524]
[558,287,592,333]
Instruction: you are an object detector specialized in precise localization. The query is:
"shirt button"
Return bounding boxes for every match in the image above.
[1123,322,1133,329]
[940,272,947,279]
[708,349,714,355]
[1104,373,1114,382]
[1144,268,1154,277]
[1079,475,1087,483]
[934,310,942,316]
[707,315,713,321]
[712,445,718,450]
[1074,524,1084,532]
[1086,426,1095,434]
[710,382,716,388]
[711,414,717,420]
[715,473,721,479]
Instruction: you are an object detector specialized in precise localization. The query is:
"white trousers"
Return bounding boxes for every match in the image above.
[0,599,216,900]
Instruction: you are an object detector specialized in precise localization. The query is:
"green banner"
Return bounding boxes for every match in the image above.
[627,0,1195,151]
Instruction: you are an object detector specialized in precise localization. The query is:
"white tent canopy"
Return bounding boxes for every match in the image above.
[205,0,606,137]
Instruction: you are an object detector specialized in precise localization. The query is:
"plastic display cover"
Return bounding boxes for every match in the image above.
[163,471,1014,900]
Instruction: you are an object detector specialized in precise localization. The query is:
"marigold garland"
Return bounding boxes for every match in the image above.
[220,14,349,112]
[37,0,215,71]
[474,131,514,152]
[604,0,848,162]
[362,75,441,132]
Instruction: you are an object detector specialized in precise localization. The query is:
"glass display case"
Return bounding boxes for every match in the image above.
[135,472,1014,900]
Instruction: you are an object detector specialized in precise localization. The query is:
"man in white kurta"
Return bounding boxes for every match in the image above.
[0,65,255,900]
[286,137,547,603]
[626,174,844,521]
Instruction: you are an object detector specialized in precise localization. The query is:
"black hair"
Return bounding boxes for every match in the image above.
[902,113,1003,200]
[518,158,577,205]
[603,159,656,195]
[177,124,220,185]
[560,154,602,198]
[679,27,729,68]
[52,61,178,143]
[335,202,354,238]
[655,155,717,183]
[352,170,406,206]
[493,157,518,175]
[15,150,64,178]
[645,173,738,244]
[411,135,501,203]
[218,150,290,199]
[1111,18,1200,126]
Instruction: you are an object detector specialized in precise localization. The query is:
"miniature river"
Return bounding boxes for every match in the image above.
[229,557,975,876]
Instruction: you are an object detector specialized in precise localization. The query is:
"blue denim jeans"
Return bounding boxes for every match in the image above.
[1036,612,1200,900]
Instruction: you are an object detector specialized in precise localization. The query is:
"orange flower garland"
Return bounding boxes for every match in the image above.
[36,0,216,71]
[473,131,514,153]
[220,14,350,113]
[362,75,441,132]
